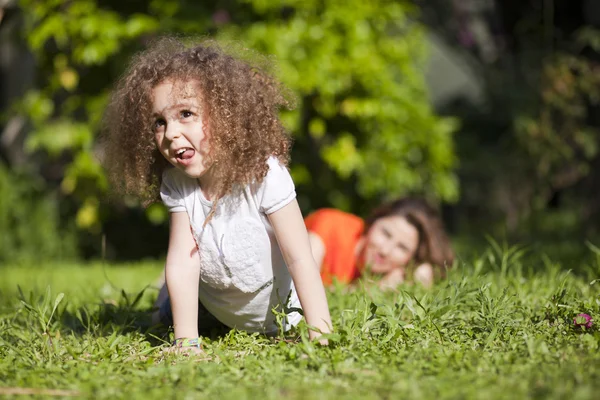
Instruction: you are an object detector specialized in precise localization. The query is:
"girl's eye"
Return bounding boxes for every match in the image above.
[181,110,193,119]
[153,118,166,131]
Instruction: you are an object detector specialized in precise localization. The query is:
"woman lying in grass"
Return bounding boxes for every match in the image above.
[305,198,454,289]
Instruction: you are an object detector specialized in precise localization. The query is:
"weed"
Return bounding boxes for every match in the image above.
[0,250,599,399]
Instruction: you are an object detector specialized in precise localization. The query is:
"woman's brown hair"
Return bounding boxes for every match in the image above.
[102,37,294,203]
[364,198,455,273]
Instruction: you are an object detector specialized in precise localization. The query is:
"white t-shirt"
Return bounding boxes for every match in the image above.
[160,156,303,334]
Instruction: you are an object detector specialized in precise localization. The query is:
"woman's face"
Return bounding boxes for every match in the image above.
[361,215,419,274]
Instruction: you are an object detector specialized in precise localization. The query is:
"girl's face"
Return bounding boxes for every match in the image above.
[152,80,210,179]
[361,215,419,274]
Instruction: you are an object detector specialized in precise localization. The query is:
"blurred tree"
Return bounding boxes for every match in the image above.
[420,0,600,237]
[210,0,458,212]
[0,165,78,264]
[514,28,600,230]
[8,0,457,259]
[16,0,159,235]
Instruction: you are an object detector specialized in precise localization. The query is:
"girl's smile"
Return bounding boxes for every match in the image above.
[152,80,211,181]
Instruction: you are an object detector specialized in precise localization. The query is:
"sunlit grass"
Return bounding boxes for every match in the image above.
[1,245,599,399]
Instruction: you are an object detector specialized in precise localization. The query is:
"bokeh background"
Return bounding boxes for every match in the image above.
[1,0,599,265]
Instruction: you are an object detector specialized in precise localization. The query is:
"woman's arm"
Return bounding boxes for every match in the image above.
[165,211,201,340]
[268,200,332,342]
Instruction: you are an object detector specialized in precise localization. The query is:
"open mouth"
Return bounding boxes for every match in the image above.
[175,148,195,160]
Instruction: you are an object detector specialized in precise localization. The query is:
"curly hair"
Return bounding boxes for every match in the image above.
[102,37,294,203]
[365,198,455,273]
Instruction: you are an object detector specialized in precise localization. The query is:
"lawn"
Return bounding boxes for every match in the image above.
[1,244,599,399]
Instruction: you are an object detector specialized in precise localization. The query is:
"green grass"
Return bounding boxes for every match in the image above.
[1,244,599,399]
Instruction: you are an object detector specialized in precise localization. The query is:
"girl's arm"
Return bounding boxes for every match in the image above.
[307,233,325,272]
[268,199,333,341]
[165,211,201,340]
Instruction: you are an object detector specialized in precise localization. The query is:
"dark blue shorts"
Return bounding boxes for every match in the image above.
[158,297,229,336]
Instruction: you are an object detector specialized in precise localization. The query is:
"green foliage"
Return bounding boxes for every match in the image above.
[15,0,160,233]
[0,165,78,264]
[217,0,458,205]
[1,249,599,398]
[14,0,457,252]
[503,27,600,233]
[514,32,600,207]
[450,24,600,235]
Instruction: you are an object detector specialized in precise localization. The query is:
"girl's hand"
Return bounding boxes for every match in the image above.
[173,337,202,350]
[170,346,205,356]
[161,346,205,356]
[161,337,206,357]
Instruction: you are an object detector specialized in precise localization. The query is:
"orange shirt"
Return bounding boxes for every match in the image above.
[304,208,365,285]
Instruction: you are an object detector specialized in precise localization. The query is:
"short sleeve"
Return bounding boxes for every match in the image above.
[160,168,187,213]
[255,157,296,214]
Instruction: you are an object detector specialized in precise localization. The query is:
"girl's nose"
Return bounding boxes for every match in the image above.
[164,123,182,141]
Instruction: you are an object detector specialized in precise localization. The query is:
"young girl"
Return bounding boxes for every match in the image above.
[305,198,454,289]
[103,37,332,350]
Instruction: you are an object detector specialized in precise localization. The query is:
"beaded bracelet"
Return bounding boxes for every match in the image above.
[172,337,202,348]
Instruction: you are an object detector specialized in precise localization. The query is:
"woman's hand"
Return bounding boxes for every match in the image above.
[413,263,434,288]
[379,268,405,290]
[378,263,434,290]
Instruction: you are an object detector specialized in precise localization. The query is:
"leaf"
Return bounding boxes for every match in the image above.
[130,287,147,309]
[53,293,65,310]
[484,326,499,348]
[46,293,65,331]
